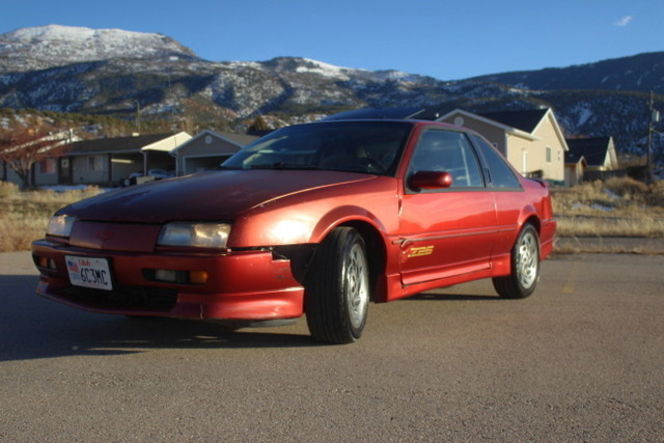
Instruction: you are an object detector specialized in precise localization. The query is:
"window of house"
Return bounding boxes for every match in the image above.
[546,147,552,163]
[88,155,105,172]
[39,158,56,174]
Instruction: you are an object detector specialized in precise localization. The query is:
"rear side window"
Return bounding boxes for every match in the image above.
[408,130,484,189]
[470,134,522,189]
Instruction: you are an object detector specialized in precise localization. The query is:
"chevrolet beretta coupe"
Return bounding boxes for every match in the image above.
[32,119,556,344]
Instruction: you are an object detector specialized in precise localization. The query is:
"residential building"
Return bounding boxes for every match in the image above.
[40,132,191,186]
[163,130,257,176]
[565,137,619,171]
[564,151,587,187]
[1,129,80,186]
[436,108,569,184]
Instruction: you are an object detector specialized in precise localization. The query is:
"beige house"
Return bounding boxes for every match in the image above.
[564,152,587,187]
[166,130,257,176]
[565,137,619,172]
[437,108,568,184]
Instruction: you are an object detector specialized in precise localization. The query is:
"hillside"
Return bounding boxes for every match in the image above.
[0,25,663,160]
[470,52,664,95]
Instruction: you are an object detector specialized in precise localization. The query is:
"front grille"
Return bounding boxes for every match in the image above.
[57,285,178,312]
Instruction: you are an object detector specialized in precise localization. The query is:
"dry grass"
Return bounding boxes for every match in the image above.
[0,182,102,252]
[553,177,664,239]
[2,177,663,253]
[554,236,664,255]
[553,245,664,255]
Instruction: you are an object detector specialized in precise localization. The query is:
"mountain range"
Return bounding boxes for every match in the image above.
[1,25,662,159]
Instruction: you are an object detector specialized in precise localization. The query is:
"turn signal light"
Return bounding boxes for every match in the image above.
[189,271,208,284]
[146,269,208,285]
[35,256,56,270]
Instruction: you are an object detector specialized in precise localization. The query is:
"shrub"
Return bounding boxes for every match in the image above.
[604,177,649,199]
[0,181,19,199]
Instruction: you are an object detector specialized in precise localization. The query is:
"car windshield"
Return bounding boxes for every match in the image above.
[222,121,413,176]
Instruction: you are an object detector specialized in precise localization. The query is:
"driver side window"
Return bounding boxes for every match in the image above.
[408,130,484,189]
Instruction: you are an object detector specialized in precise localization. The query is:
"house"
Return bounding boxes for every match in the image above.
[1,161,21,185]
[1,129,80,187]
[564,151,587,187]
[40,132,191,186]
[435,108,569,184]
[565,137,619,172]
[157,130,257,176]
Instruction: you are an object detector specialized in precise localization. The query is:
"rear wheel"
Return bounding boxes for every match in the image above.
[492,224,540,299]
[305,227,370,344]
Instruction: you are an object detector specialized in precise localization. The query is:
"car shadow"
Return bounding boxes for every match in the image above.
[0,275,317,363]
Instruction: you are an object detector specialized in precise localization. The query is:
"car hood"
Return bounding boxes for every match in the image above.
[62,169,376,223]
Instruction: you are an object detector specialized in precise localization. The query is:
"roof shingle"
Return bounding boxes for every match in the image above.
[63,133,176,155]
[478,109,549,133]
[565,137,611,167]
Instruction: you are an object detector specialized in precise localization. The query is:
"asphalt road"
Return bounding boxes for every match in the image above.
[1,251,663,442]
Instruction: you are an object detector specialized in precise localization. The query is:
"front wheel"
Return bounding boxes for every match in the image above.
[492,224,540,299]
[305,227,370,344]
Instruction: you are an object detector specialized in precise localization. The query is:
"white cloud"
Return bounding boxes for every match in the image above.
[614,15,633,27]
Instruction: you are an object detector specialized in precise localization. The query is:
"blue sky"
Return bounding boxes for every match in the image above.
[1,0,662,80]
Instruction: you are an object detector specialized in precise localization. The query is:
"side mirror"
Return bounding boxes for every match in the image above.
[408,171,453,191]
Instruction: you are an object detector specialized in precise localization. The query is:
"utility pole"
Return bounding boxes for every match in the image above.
[647,92,653,183]
[132,99,141,134]
[646,91,661,184]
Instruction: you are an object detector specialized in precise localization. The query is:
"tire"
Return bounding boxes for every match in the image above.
[492,224,540,299]
[305,227,370,344]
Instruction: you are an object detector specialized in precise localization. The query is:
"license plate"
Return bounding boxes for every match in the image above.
[65,255,113,291]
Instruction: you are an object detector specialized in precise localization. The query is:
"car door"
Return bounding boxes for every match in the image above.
[398,128,499,286]
[468,134,525,259]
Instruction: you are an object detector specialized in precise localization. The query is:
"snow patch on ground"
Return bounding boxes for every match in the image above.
[571,103,594,127]
[295,58,354,79]
[603,189,621,200]
[225,61,263,70]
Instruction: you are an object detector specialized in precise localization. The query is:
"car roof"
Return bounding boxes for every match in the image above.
[321,107,424,121]
[312,118,462,131]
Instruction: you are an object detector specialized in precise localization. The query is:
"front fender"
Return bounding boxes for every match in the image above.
[309,205,388,244]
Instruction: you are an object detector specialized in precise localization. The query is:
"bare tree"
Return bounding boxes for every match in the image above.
[0,121,69,188]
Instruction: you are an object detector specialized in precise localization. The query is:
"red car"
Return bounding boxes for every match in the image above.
[32,120,556,344]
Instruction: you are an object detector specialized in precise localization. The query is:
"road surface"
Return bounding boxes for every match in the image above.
[1,251,662,441]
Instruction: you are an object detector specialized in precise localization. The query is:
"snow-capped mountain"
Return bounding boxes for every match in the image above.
[0,25,662,158]
[0,25,195,71]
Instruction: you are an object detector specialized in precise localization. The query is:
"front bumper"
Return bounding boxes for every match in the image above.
[31,239,304,321]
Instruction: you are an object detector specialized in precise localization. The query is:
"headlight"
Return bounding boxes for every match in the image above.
[157,222,231,249]
[47,215,76,237]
